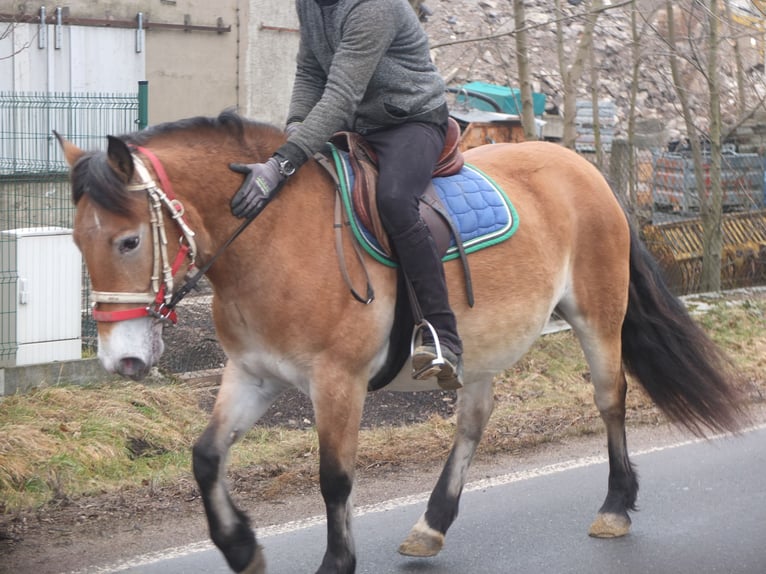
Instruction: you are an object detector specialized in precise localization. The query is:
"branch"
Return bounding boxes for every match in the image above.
[0,24,37,61]
[722,89,766,142]
[1,21,15,41]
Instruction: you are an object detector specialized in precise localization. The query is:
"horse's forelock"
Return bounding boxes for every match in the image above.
[71,151,135,214]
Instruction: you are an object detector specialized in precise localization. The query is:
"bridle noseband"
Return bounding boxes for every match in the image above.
[89,146,197,324]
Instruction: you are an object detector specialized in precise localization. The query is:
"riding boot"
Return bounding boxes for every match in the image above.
[390,219,463,390]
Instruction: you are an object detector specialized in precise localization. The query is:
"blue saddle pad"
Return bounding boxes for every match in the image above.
[330,145,519,267]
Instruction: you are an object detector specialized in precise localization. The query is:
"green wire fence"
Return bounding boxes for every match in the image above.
[0,90,143,360]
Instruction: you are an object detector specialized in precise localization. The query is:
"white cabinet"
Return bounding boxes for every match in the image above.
[0,227,82,367]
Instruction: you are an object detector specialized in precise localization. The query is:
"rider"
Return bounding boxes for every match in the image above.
[229,0,463,390]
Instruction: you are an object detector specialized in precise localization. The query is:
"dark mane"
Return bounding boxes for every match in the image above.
[71,110,282,213]
[122,109,252,147]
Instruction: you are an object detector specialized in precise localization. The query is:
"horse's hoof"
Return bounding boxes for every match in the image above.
[588,512,631,538]
[239,544,266,574]
[398,523,445,557]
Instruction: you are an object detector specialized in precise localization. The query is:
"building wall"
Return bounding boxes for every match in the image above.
[140,0,241,123]
[0,1,301,126]
[0,15,143,94]
[241,0,299,126]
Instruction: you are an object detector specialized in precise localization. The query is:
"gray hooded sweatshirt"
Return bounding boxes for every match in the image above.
[275,0,448,169]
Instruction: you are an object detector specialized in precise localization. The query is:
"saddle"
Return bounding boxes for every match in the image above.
[328,117,465,257]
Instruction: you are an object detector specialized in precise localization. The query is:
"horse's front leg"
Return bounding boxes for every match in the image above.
[192,362,287,574]
[311,366,368,574]
[399,379,495,557]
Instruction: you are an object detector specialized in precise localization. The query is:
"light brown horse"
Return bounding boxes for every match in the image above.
[58,111,743,574]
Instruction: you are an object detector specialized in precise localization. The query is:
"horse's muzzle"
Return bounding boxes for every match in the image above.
[116,356,151,380]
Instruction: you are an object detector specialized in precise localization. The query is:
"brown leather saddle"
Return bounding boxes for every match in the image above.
[328,117,465,257]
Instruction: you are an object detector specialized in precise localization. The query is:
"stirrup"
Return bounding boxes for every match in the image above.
[412,354,444,380]
[410,320,446,379]
[411,321,465,391]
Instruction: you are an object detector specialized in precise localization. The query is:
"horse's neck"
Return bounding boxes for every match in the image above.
[181,160,335,294]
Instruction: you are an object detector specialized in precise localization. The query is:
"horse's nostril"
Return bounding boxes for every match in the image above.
[117,357,149,381]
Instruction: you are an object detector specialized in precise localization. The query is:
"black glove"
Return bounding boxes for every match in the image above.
[229,157,286,219]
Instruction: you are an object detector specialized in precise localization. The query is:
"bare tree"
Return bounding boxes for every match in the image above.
[512,0,538,140]
[702,0,724,292]
[554,0,605,149]
[624,0,641,228]
[588,35,603,167]
[722,0,747,115]
[663,1,726,291]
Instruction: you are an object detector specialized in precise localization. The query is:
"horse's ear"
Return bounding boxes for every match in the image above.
[106,135,135,183]
[53,130,85,167]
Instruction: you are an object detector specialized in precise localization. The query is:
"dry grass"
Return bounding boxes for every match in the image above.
[0,384,206,511]
[1,295,764,514]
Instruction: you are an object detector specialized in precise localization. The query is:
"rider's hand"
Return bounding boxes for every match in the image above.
[229,157,286,219]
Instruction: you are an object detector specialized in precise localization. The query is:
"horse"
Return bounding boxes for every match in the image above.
[57,110,744,574]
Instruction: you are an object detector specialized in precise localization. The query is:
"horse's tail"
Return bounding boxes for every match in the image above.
[621,228,746,437]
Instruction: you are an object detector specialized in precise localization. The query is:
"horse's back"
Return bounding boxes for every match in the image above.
[465,141,626,224]
[462,141,630,289]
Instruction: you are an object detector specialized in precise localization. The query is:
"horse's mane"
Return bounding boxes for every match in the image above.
[71,110,281,213]
[122,109,251,147]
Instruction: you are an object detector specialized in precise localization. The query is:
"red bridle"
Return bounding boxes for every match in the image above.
[89,146,197,324]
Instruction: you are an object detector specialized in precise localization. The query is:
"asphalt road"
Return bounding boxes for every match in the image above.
[82,424,766,574]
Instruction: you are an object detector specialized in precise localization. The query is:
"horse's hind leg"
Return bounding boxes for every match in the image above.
[192,363,287,574]
[399,379,494,557]
[561,302,638,538]
[588,365,637,538]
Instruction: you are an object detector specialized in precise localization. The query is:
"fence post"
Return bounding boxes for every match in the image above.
[138,81,149,130]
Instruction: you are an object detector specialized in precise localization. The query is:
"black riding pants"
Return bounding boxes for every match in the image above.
[364,121,463,356]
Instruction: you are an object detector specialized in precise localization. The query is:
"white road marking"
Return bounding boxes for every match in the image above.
[67,422,766,574]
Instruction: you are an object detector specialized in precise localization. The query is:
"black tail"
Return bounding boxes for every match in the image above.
[621,228,746,436]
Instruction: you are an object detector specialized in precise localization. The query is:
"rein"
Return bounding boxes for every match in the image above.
[164,215,255,311]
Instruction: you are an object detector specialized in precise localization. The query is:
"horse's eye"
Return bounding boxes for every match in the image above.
[118,235,140,254]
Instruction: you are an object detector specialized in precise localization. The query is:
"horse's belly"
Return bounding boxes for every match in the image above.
[383,316,548,392]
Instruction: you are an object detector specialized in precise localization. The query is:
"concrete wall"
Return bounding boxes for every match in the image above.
[79,0,243,123]
[0,358,114,395]
[241,0,299,126]
[141,0,241,122]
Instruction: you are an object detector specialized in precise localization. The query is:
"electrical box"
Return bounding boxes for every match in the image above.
[0,227,82,367]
